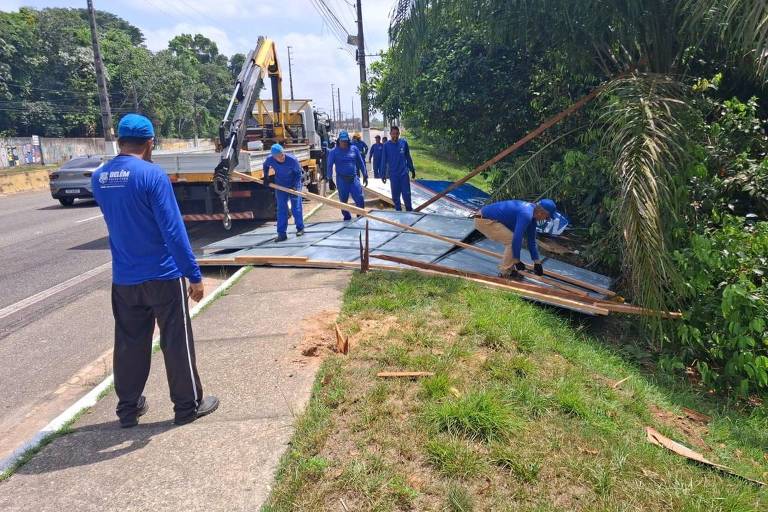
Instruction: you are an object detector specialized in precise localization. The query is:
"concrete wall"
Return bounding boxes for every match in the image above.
[0,137,215,168]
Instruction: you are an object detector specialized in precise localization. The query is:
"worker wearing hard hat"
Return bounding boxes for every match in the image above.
[351,132,368,160]
[369,135,384,178]
[380,126,416,211]
[473,199,559,278]
[326,130,368,221]
[263,143,305,241]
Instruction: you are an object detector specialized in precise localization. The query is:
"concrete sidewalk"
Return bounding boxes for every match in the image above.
[0,265,351,511]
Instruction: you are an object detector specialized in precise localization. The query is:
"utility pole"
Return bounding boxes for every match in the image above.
[87,0,116,155]
[351,97,356,132]
[331,83,336,132]
[337,88,342,131]
[287,45,295,100]
[355,0,370,145]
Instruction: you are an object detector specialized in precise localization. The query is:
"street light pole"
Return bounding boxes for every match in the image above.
[355,0,370,145]
[287,45,295,100]
[330,83,336,132]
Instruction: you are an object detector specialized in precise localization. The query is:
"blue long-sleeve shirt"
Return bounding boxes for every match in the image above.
[92,154,202,285]
[480,200,540,261]
[369,142,384,165]
[263,153,303,189]
[352,139,368,158]
[326,145,367,180]
[380,138,415,179]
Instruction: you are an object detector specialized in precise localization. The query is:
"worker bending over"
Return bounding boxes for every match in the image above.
[369,135,384,179]
[380,126,416,211]
[473,199,559,278]
[326,130,368,221]
[263,143,305,241]
[352,132,368,160]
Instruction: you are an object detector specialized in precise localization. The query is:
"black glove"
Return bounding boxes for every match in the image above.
[411,170,416,180]
[514,261,526,271]
[382,177,387,184]
[363,176,368,187]
[328,178,336,191]
[534,263,544,276]
[263,173,271,186]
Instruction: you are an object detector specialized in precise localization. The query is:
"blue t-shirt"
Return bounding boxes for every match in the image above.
[352,139,368,158]
[92,155,202,285]
[481,200,540,261]
[263,153,303,188]
[380,138,415,178]
[326,145,366,179]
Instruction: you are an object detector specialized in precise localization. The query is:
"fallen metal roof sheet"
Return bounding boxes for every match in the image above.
[200,210,615,315]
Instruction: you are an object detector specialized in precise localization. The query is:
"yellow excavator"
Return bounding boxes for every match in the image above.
[155,37,329,229]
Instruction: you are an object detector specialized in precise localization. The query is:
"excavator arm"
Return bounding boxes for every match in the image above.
[213,36,283,229]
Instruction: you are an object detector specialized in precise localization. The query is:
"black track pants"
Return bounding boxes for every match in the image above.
[111,277,203,421]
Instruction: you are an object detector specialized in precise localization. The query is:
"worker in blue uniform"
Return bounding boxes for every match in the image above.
[369,134,384,178]
[263,143,305,241]
[380,126,416,211]
[92,113,218,427]
[352,132,368,160]
[326,130,367,220]
[473,199,559,278]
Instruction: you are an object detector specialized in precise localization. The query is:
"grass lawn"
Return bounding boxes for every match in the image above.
[263,271,768,511]
[408,141,490,192]
[0,164,56,176]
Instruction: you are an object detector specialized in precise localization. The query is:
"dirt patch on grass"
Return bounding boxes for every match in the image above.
[649,404,710,450]
[296,309,341,362]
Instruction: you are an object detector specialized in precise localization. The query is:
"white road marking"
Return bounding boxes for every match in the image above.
[75,214,103,224]
[0,261,111,320]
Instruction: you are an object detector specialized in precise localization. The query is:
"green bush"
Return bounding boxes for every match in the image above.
[674,214,768,394]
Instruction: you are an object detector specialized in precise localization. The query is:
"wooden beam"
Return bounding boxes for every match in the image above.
[371,253,609,315]
[377,371,435,378]
[414,79,613,212]
[233,255,309,265]
[232,171,613,296]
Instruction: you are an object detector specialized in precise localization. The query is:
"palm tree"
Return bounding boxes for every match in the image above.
[387,0,768,317]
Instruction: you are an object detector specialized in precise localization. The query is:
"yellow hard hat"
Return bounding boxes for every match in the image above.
[353,132,361,140]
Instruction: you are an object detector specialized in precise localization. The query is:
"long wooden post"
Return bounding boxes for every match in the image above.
[232,171,613,295]
[414,80,612,212]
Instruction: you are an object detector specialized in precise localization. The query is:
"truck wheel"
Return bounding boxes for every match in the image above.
[59,198,75,207]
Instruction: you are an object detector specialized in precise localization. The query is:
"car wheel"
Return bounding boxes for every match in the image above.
[59,198,75,207]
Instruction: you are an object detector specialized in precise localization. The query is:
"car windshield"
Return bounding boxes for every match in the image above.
[60,157,100,169]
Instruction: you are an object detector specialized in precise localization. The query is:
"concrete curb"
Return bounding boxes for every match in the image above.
[0,265,251,475]
[0,169,50,195]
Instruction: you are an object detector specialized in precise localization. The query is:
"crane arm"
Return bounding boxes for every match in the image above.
[213,36,282,229]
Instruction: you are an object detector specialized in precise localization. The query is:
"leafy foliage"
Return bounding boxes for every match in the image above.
[0,7,241,138]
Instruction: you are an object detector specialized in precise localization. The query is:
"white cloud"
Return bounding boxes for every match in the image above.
[142,22,243,55]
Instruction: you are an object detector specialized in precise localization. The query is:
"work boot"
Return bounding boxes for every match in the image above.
[120,396,149,428]
[174,396,220,426]
[499,268,520,280]
[296,229,305,237]
[276,233,288,242]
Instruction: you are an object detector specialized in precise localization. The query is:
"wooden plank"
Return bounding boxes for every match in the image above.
[377,371,435,378]
[414,79,615,212]
[232,171,614,296]
[594,302,683,319]
[334,323,349,355]
[370,253,609,315]
[233,255,309,265]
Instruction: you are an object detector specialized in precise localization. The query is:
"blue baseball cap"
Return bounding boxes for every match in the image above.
[338,130,350,142]
[270,143,284,155]
[537,198,558,217]
[117,113,154,139]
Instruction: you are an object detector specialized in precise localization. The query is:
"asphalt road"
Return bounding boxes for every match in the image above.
[0,190,255,462]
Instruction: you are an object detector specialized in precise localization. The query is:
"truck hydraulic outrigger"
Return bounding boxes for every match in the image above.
[213,36,281,229]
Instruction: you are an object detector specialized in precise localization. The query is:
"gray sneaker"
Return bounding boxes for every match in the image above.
[174,396,220,426]
[296,229,305,237]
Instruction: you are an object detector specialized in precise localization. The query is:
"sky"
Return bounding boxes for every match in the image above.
[0,0,395,119]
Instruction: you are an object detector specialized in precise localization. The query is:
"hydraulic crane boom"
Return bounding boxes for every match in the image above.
[213,36,283,229]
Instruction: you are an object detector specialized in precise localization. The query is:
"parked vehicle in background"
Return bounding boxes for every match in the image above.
[48,156,105,206]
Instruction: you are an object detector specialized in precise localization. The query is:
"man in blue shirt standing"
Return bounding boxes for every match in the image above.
[352,132,368,160]
[380,126,416,211]
[263,143,305,241]
[368,134,384,179]
[474,198,559,278]
[326,130,368,221]
[92,114,218,428]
